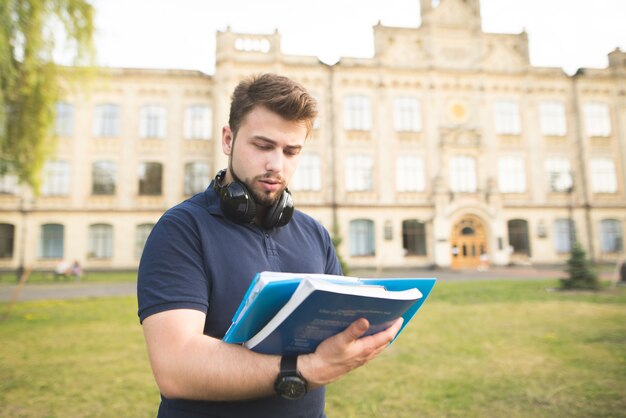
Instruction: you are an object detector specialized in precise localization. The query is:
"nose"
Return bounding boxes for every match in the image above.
[265,149,284,173]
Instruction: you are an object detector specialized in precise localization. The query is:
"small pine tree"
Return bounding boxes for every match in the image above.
[560,242,600,290]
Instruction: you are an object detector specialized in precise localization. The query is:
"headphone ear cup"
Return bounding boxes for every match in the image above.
[220,181,256,224]
[262,189,294,229]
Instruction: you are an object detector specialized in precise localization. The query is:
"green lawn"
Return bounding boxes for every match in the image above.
[1,279,625,418]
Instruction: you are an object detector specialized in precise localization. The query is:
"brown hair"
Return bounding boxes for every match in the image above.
[228,73,318,140]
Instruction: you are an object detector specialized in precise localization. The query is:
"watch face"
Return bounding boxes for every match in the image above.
[276,376,307,400]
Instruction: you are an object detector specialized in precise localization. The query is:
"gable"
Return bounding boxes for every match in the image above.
[426,0,481,31]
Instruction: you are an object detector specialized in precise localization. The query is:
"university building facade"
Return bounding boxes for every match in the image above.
[1,0,625,272]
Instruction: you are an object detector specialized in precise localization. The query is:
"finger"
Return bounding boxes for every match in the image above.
[363,319,405,360]
[388,317,404,337]
[341,318,370,342]
[358,317,404,350]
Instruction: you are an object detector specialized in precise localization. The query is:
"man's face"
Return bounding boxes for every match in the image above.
[221,106,307,207]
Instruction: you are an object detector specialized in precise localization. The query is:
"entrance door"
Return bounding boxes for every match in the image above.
[451,215,488,269]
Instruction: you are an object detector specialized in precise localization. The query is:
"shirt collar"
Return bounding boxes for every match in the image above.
[204,180,224,216]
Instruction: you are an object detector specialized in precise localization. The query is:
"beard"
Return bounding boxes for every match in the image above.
[249,181,285,206]
[229,160,286,207]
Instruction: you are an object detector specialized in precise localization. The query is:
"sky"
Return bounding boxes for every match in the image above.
[88,0,626,75]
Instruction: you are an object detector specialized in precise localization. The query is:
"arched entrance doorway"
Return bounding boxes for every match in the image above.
[451,215,488,269]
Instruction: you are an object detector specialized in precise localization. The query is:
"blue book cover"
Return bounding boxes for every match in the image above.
[243,278,430,355]
[223,278,301,343]
[223,272,360,343]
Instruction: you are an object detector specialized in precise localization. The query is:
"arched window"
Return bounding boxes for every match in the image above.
[461,227,475,236]
[184,162,210,195]
[135,223,154,259]
[138,162,163,195]
[184,105,212,140]
[41,161,71,196]
[88,224,113,259]
[349,219,375,257]
[291,153,321,191]
[449,156,477,192]
[600,219,623,253]
[40,224,64,259]
[0,223,15,259]
[93,103,120,137]
[508,219,531,256]
[140,104,167,138]
[402,220,426,256]
[554,219,574,253]
[92,161,117,195]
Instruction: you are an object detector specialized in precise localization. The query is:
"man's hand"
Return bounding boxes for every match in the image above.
[298,317,404,389]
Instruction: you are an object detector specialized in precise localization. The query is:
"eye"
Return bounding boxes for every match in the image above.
[255,143,273,151]
[284,148,301,157]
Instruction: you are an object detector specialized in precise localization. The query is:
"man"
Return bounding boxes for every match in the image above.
[137,73,402,417]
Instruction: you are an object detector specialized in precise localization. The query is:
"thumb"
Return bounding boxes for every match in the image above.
[342,318,370,342]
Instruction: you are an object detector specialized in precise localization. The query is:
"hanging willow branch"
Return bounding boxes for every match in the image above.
[0,0,95,194]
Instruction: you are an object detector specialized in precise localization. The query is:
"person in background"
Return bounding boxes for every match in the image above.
[54,260,70,279]
[70,260,83,280]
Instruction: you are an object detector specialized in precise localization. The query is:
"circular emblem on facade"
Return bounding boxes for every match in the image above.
[447,100,470,124]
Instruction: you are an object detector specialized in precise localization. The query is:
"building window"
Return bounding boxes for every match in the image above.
[0,223,15,259]
[184,162,210,195]
[41,161,71,196]
[291,153,321,191]
[498,156,526,193]
[138,162,163,195]
[0,161,18,195]
[88,224,113,259]
[599,219,623,253]
[346,155,373,192]
[55,102,74,137]
[545,157,572,192]
[449,155,477,193]
[92,161,117,195]
[590,158,617,193]
[135,223,154,259]
[508,219,531,256]
[93,104,120,137]
[493,100,521,135]
[184,105,212,140]
[396,155,425,192]
[394,97,422,132]
[539,101,567,136]
[554,219,574,253]
[349,219,375,256]
[583,102,611,137]
[140,105,167,139]
[343,95,371,131]
[402,220,426,256]
[40,224,64,259]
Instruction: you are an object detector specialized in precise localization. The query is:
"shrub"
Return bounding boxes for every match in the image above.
[560,242,600,290]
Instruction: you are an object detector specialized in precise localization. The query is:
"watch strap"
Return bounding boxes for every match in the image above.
[280,355,299,376]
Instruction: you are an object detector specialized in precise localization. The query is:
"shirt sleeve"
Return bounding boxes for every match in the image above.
[137,207,209,323]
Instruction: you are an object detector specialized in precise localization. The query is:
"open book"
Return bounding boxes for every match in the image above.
[223,271,436,355]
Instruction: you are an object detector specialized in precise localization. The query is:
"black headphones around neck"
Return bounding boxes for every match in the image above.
[213,169,294,229]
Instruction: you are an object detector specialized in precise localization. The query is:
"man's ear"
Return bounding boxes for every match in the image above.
[222,125,233,156]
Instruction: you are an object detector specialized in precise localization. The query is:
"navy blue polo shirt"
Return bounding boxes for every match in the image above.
[138,181,342,418]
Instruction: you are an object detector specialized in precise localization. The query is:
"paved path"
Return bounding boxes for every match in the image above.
[0,267,617,303]
[0,281,137,302]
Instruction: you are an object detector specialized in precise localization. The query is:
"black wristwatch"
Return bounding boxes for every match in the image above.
[274,355,308,400]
